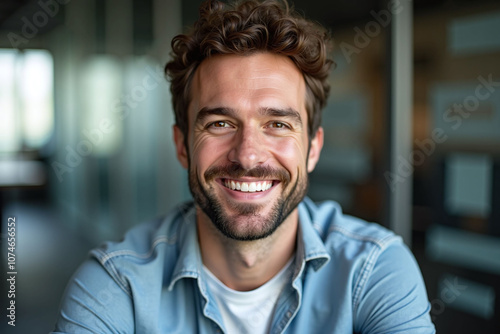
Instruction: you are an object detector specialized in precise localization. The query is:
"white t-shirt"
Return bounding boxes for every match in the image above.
[203,258,294,334]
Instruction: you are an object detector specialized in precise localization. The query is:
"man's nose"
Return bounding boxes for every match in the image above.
[227,126,270,170]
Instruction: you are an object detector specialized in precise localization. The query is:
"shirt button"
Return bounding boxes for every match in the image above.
[286,311,292,318]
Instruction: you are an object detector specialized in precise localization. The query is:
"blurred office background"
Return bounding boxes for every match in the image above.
[0,0,499,333]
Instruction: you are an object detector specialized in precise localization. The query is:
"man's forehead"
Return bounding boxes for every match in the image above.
[189,53,307,118]
[197,52,298,75]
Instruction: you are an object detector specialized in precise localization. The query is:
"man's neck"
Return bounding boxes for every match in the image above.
[197,209,298,291]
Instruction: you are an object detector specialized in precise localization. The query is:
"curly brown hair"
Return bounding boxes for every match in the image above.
[165,0,334,140]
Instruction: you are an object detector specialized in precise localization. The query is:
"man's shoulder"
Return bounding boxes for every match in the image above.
[300,197,401,252]
[90,202,195,269]
[299,198,409,301]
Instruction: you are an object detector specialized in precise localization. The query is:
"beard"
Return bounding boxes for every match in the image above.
[188,162,309,241]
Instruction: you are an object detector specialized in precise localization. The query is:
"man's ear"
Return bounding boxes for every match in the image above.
[307,126,324,173]
[173,125,188,169]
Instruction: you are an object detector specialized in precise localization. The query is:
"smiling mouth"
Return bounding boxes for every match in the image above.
[222,179,275,193]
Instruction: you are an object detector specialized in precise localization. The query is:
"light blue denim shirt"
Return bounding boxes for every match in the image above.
[53,198,435,333]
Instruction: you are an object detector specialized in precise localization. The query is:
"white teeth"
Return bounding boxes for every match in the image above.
[249,183,256,192]
[223,179,273,192]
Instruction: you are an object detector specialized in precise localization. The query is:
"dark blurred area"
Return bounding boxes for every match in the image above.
[0,0,499,333]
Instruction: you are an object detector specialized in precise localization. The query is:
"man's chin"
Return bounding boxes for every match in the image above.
[221,200,268,216]
[204,199,284,241]
[214,217,278,241]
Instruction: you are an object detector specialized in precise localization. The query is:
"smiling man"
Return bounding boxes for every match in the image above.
[179,52,320,294]
[53,1,435,333]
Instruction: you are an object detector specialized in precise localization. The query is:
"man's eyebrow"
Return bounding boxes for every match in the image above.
[195,106,303,126]
[259,107,303,126]
[195,107,236,124]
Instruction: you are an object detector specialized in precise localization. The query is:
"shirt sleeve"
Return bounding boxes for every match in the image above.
[353,241,435,334]
[51,258,135,334]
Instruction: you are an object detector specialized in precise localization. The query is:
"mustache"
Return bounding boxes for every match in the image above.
[204,164,290,184]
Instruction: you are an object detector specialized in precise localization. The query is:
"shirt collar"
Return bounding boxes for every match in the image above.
[167,197,331,290]
[297,197,330,271]
[167,203,201,291]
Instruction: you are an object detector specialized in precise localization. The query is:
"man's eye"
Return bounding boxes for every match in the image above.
[209,121,230,128]
[270,122,289,129]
